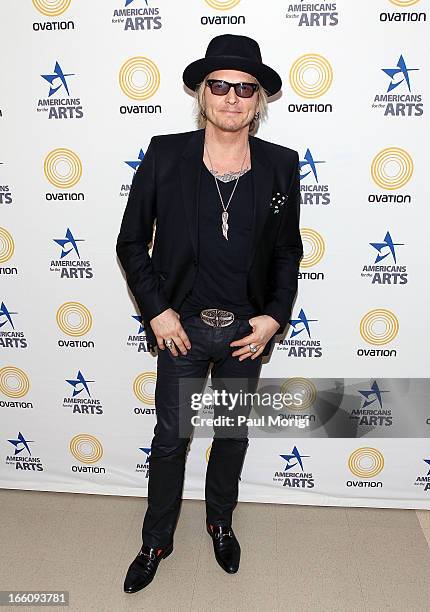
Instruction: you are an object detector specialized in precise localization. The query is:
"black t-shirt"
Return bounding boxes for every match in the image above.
[179,162,258,321]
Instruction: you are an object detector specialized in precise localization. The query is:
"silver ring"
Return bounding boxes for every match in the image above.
[165,338,173,349]
[249,343,258,353]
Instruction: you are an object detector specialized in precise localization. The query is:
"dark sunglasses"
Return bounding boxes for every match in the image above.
[206,79,259,98]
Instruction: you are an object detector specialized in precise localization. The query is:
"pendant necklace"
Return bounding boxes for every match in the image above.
[204,141,249,241]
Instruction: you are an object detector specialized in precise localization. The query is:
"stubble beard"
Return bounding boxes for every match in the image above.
[206,110,252,134]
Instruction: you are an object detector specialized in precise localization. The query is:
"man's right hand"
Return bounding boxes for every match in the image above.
[150,308,191,356]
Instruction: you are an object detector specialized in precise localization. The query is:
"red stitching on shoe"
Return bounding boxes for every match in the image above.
[157,548,163,556]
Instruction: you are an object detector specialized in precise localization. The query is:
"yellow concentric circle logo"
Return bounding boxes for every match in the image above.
[44,148,82,189]
[348,447,384,478]
[133,372,157,404]
[389,0,420,6]
[360,309,399,345]
[279,378,317,411]
[300,228,325,268]
[204,0,241,9]
[0,367,30,398]
[289,54,333,99]
[32,0,71,16]
[0,227,15,264]
[56,302,92,337]
[371,147,413,190]
[70,434,103,464]
[119,57,160,101]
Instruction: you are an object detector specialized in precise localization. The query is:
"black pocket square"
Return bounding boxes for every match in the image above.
[269,192,288,214]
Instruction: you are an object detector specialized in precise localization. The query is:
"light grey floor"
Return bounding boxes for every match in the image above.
[1,489,430,612]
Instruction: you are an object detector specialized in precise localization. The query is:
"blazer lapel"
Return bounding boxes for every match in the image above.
[180,129,205,260]
[247,135,274,269]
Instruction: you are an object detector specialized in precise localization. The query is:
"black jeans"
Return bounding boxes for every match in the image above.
[141,314,263,548]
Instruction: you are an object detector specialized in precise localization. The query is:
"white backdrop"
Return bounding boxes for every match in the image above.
[1,0,430,509]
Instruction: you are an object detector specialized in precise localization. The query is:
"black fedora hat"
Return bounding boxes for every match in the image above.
[183,34,282,97]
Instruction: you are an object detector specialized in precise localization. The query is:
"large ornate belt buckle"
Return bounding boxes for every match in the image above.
[200,308,235,327]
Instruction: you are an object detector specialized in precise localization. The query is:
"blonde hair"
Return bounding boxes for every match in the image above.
[194,77,268,136]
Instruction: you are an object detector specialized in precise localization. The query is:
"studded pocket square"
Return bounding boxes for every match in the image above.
[269,192,288,214]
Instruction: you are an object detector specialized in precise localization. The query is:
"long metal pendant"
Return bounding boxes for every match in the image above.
[222,211,229,241]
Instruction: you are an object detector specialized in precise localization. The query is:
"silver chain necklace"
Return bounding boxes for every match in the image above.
[204,141,249,241]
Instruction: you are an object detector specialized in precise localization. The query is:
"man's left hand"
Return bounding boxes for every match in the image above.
[230,315,280,361]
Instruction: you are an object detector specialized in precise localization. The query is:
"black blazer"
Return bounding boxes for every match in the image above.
[116,128,303,357]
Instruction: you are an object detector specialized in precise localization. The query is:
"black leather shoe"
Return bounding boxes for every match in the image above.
[123,543,173,593]
[206,523,240,574]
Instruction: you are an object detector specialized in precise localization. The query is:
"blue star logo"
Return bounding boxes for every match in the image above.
[423,459,430,476]
[66,371,94,398]
[382,55,418,93]
[289,308,318,339]
[280,446,310,471]
[8,432,33,456]
[132,315,145,334]
[358,380,389,410]
[370,231,403,264]
[41,61,74,97]
[0,301,17,329]
[53,228,84,259]
[299,149,325,183]
[125,0,149,5]
[125,149,145,173]
[139,447,152,463]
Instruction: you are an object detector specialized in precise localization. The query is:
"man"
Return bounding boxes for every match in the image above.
[116,34,303,593]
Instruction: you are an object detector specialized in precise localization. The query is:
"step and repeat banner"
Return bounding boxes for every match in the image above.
[1,0,429,509]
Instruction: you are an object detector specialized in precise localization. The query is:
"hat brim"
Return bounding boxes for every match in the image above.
[182,55,282,97]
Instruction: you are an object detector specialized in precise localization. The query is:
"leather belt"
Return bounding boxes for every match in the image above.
[200,308,235,327]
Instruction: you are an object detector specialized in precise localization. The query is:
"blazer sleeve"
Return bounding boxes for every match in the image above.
[262,152,303,331]
[116,137,171,322]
